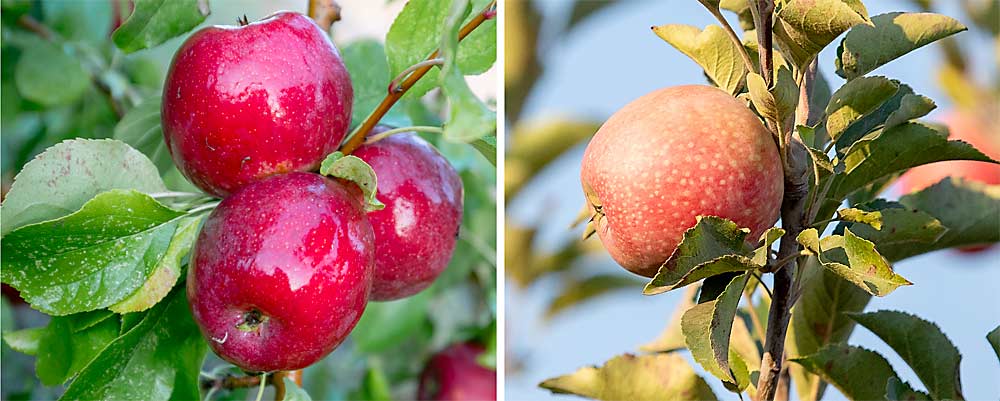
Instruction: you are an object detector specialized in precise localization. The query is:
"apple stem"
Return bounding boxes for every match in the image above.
[253,372,267,401]
[388,58,445,94]
[338,0,498,155]
[364,126,444,145]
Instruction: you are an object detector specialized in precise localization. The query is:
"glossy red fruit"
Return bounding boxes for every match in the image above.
[187,172,373,372]
[581,85,783,277]
[417,343,496,401]
[162,12,353,198]
[353,130,463,301]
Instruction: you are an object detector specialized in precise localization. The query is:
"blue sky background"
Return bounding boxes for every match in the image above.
[505,1,1000,400]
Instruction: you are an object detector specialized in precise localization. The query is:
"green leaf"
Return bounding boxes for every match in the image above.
[351,289,432,353]
[836,12,967,80]
[822,123,997,212]
[823,76,900,144]
[14,41,89,107]
[385,0,496,99]
[439,0,497,142]
[883,94,936,132]
[36,311,119,386]
[681,273,751,389]
[850,310,963,400]
[652,24,748,94]
[110,214,203,313]
[319,152,385,212]
[833,82,931,153]
[112,98,173,174]
[59,287,207,401]
[836,200,946,262]
[752,227,785,266]
[281,376,313,401]
[112,0,210,54]
[546,275,640,319]
[639,286,697,352]
[886,377,932,401]
[837,207,883,230]
[644,216,751,295]
[772,0,870,68]
[2,327,44,356]
[746,66,798,124]
[1,139,166,236]
[341,40,410,129]
[787,260,872,401]
[791,344,900,401]
[539,353,718,401]
[470,135,497,166]
[1,190,186,315]
[796,228,911,296]
[988,326,1000,365]
[896,178,1000,257]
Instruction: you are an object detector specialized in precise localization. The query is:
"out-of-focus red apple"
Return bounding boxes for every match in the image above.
[899,111,999,253]
[580,85,783,277]
[417,342,496,401]
[900,111,1000,192]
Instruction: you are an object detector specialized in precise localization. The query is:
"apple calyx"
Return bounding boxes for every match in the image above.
[236,308,269,333]
[581,181,604,240]
[319,152,385,212]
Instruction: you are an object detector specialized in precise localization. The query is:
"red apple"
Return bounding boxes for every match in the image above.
[353,129,463,301]
[899,111,1000,192]
[417,343,497,401]
[899,111,999,253]
[162,12,353,198]
[580,85,783,277]
[187,172,373,372]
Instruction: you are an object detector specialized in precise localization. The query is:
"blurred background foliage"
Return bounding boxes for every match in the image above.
[503,0,998,399]
[0,1,496,400]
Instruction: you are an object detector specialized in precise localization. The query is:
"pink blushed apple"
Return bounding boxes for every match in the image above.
[581,85,783,277]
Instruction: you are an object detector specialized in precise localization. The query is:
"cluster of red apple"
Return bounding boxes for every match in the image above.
[162,12,464,374]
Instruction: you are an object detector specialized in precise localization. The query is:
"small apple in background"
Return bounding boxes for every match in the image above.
[162,12,353,198]
[580,85,783,277]
[417,342,497,401]
[899,111,1000,192]
[187,172,373,372]
[899,110,999,253]
[353,128,464,301]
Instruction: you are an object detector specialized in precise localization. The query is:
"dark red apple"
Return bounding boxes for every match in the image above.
[162,12,353,198]
[187,172,373,372]
[417,343,497,401]
[352,130,463,301]
[581,85,783,277]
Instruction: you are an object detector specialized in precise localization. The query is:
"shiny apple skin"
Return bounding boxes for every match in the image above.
[581,85,783,277]
[353,131,464,301]
[162,12,353,198]
[187,172,373,372]
[417,343,497,401]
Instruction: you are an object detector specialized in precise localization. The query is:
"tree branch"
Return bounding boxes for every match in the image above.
[307,0,341,31]
[339,0,497,155]
[200,370,302,401]
[751,2,813,400]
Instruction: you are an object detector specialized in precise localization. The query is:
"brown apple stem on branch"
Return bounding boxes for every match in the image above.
[307,0,341,31]
[200,370,302,401]
[339,0,497,155]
